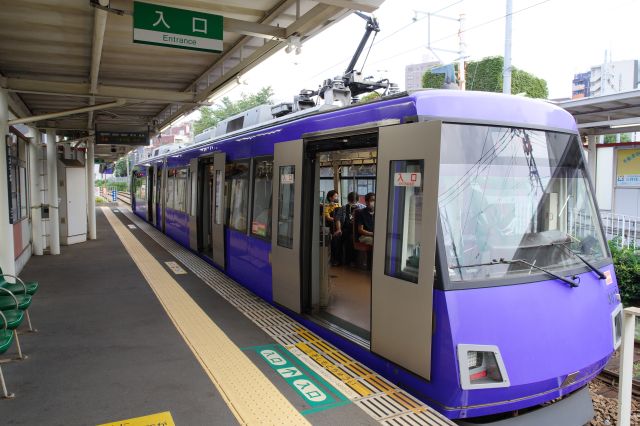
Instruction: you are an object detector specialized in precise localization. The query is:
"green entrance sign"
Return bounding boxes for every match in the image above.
[133,1,223,53]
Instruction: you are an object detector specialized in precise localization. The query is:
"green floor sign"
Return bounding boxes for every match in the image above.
[246,344,350,413]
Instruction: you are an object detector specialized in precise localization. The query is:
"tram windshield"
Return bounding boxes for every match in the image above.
[438,123,609,285]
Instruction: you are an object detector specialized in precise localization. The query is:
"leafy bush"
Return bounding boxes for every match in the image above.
[421,72,445,90]
[608,239,640,306]
[96,196,107,204]
[95,181,128,191]
[422,56,549,99]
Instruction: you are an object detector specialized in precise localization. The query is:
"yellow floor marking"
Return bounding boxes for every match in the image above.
[98,411,175,426]
[103,208,309,426]
[295,343,372,397]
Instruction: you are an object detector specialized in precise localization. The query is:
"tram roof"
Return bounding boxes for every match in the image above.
[557,89,640,136]
[0,0,384,161]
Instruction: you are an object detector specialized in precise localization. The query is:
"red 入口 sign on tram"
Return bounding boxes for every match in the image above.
[394,172,422,187]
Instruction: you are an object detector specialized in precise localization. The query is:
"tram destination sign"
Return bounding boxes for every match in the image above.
[95,131,149,146]
[133,1,223,53]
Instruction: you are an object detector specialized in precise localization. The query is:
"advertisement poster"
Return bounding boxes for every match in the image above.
[616,149,640,186]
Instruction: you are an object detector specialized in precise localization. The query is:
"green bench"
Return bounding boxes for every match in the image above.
[0,269,37,331]
[0,267,39,296]
[0,289,26,360]
[0,310,16,398]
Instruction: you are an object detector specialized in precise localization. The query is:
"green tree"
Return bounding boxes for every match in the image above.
[604,133,632,143]
[194,86,274,135]
[608,239,640,305]
[114,157,128,177]
[422,56,549,99]
[358,91,381,103]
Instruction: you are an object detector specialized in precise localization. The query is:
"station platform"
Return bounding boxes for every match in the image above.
[2,206,453,426]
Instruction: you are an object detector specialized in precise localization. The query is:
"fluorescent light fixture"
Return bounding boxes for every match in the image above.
[610,122,640,129]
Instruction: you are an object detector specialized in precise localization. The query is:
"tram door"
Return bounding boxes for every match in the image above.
[371,121,441,380]
[151,164,158,226]
[147,166,154,222]
[211,152,226,269]
[271,140,303,313]
[160,161,167,232]
[188,158,198,251]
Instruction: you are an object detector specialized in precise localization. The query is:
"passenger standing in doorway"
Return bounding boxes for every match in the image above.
[335,192,366,265]
[324,190,342,266]
[357,193,375,245]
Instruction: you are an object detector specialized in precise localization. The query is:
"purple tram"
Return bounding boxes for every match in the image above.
[131,89,622,424]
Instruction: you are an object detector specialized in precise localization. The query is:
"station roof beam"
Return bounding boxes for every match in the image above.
[0,0,385,161]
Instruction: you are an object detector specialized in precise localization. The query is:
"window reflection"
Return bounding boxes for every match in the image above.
[438,124,608,283]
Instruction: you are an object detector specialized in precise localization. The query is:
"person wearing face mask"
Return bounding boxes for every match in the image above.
[323,190,343,266]
[356,192,375,246]
[335,191,366,266]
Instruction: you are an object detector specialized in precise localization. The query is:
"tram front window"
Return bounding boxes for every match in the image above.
[438,124,609,284]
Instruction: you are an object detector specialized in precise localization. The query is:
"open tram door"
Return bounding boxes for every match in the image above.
[371,121,441,380]
[271,140,303,313]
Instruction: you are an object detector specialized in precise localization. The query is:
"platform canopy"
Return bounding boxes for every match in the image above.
[0,0,384,161]
[557,89,640,136]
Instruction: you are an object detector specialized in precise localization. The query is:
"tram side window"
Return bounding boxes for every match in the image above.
[174,168,188,212]
[156,168,162,204]
[277,165,295,248]
[6,135,27,223]
[251,156,274,239]
[384,160,424,284]
[134,171,147,202]
[225,160,250,232]
[166,168,176,210]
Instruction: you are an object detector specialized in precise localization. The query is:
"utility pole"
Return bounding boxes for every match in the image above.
[503,0,513,94]
[415,2,466,89]
[458,13,466,90]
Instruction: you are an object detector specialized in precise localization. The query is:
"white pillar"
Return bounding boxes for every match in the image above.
[29,129,43,255]
[0,88,16,276]
[618,307,640,426]
[587,135,597,182]
[86,140,96,240]
[46,128,60,255]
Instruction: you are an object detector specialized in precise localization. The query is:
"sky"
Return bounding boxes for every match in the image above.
[183,0,640,121]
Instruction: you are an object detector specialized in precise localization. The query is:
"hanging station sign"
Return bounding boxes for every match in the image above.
[133,1,223,53]
[95,131,149,146]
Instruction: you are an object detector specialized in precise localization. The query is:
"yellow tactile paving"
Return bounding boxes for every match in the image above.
[120,207,455,426]
[102,207,309,426]
[295,342,372,397]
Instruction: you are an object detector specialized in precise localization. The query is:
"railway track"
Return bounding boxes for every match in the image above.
[117,191,131,205]
[596,341,640,398]
[597,368,640,398]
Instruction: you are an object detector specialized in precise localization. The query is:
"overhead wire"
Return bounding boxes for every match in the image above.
[308,0,464,80]
[359,31,378,73]
[366,0,553,68]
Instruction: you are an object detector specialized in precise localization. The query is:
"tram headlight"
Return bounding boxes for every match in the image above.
[612,303,623,350]
[458,344,510,390]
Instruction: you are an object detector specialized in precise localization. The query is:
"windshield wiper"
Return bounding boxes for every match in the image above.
[551,242,606,280]
[451,258,579,288]
[498,258,579,288]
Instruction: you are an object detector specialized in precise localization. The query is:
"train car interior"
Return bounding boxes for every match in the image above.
[312,147,377,340]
